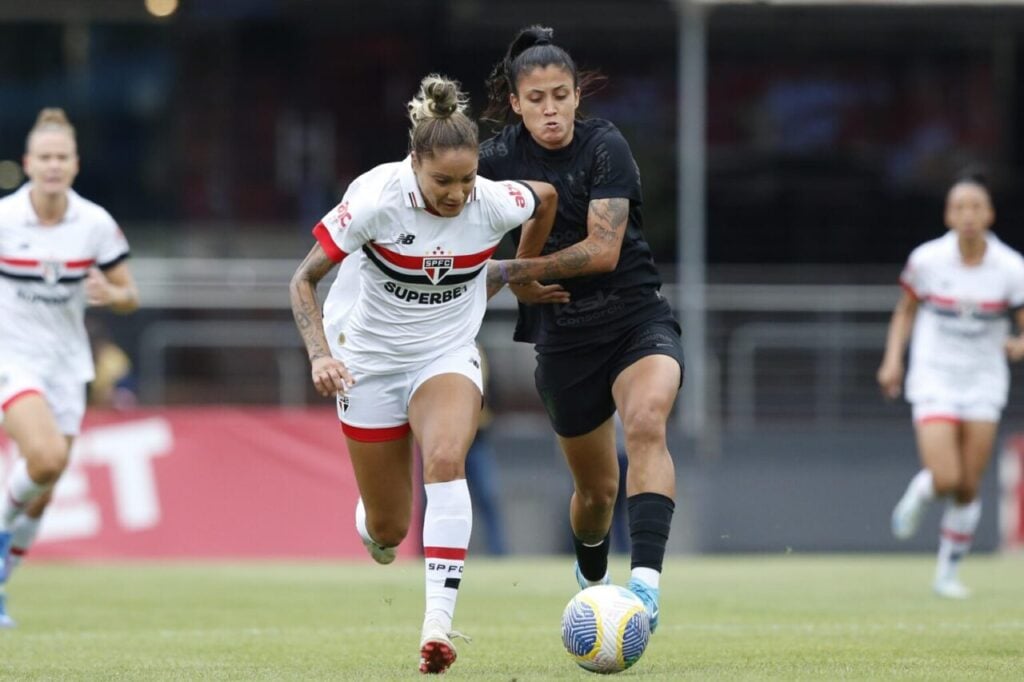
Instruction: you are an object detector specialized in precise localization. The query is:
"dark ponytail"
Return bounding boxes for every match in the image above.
[950,165,993,202]
[481,25,605,126]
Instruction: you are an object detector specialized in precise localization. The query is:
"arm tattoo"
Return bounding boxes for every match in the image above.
[500,198,629,284]
[589,198,629,245]
[290,246,336,361]
[485,261,505,299]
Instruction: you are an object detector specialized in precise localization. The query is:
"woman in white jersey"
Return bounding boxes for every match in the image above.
[878,173,1024,599]
[0,108,139,627]
[289,74,559,674]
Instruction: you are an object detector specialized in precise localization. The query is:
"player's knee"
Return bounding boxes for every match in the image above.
[22,435,70,484]
[931,469,961,496]
[577,483,618,515]
[421,445,467,482]
[367,518,409,548]
[622,407,667,451]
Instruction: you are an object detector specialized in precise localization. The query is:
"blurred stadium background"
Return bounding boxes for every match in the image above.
[1,0,1024,564]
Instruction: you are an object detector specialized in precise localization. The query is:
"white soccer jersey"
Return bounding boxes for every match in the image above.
[0,184,130,382]
[901,230,1024,407]
[313,157,537,375]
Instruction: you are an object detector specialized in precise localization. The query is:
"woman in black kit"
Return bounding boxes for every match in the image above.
[480,25,682,633]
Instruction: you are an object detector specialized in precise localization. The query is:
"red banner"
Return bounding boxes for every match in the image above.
[1000,435,1024,551]
[0,408,421,559]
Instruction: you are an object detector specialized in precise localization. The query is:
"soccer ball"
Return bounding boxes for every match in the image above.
[561,584,651,674]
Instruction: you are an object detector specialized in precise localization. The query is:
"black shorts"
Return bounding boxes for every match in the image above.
[534,316,685,438]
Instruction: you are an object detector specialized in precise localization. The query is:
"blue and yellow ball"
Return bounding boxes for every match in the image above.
[561,584,651,674]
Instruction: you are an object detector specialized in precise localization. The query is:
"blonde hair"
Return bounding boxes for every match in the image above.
[26,107,77,152]
[406,74,478,157]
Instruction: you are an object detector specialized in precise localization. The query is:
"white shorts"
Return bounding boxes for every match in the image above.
[907,367,1004,425]
[911,398,1001,424]
[0,362,86,436]
[337,342,483,442]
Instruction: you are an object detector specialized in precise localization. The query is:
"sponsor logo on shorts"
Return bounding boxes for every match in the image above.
[338,394,349,413]
[637,329,675,348]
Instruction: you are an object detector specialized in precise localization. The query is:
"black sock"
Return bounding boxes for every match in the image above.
[572,533,610,582]
[628,492,675,572]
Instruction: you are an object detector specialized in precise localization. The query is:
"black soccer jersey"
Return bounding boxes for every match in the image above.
[478,118,670,351]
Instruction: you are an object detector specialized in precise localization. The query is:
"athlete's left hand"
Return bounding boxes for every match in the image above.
[1006,335,1024,362]
[84,267,117,306]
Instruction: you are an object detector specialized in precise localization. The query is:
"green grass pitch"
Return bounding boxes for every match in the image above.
[0,555,1022,680]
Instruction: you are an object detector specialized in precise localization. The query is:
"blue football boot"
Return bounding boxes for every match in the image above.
[627,577,660,634]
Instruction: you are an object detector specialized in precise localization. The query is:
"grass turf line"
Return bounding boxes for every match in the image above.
[0,555,1021,680]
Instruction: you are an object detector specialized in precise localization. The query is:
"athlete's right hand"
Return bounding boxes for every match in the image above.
[310,355,355,397]
[876,361,903,400]
[509,281,570,304]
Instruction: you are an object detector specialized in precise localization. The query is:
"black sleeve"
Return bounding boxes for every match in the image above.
[589,128,642,204]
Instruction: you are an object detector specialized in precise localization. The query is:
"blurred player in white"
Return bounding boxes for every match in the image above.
[878,172,1024,599]
[289,74,560,674]
[0,108,139,627]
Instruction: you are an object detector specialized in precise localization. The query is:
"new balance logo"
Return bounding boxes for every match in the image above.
[396,234,416,245]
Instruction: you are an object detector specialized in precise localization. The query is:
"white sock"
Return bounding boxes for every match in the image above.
[909,469,937,503]
[422,479,472,631]
[355,497,383,547]
[6,515,42,575]
[936,499,981,583]
[1,460,49,528]
[631,566,660,589]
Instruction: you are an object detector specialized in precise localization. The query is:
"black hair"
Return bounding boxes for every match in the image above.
[950,166,993,202]
[481,25,605,126]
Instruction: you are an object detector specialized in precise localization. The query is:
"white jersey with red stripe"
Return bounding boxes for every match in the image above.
[312,157,536,375]
[0,184,130,382]
[900,230,1024,407]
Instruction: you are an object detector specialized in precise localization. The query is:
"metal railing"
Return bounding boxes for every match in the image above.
[129,258,916,434]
